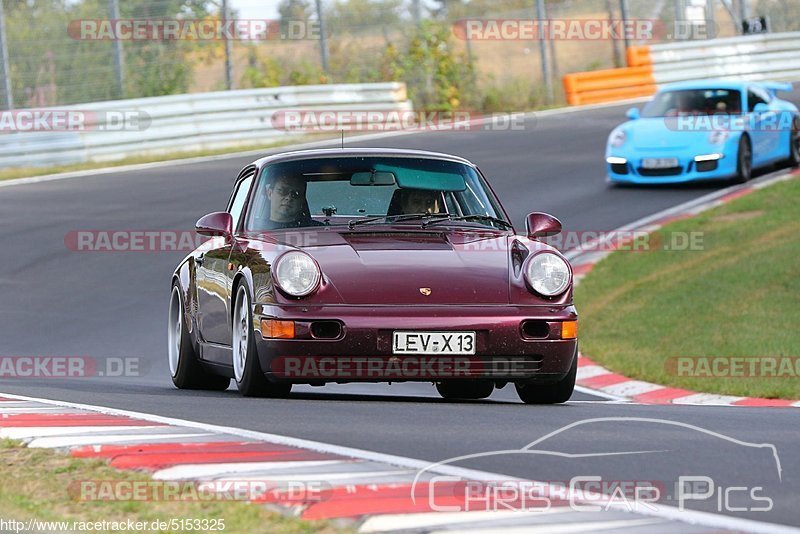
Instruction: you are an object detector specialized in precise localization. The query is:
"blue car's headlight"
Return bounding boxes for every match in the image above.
[709,130,729,145]
[609,128,627,147]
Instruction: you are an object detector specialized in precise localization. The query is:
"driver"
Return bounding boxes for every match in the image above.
[398,189,443,215]
[264,175,322,229]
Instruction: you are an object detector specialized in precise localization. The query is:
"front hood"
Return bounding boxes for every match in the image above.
[623,118,712,151]
[304,230,511,305]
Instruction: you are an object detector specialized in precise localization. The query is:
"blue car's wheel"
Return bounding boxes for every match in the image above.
[786,117,800,168]
[733,135,752,184]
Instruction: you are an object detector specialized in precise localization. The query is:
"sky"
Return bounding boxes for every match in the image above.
[228,0,282,19]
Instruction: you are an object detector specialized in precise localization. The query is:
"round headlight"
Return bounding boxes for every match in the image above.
[525,253,571,297]
[609,128,627,147]
[274,252,321,297]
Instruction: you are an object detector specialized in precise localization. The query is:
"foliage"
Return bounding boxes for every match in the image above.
[384,21,476,111]
[2,0,215,107]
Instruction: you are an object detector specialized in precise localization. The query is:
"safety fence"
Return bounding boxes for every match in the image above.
[0,82,411,169]
[563,31,800,105]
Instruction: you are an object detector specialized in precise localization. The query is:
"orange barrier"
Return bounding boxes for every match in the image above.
[563,45,655,105]
[626,45,652,67]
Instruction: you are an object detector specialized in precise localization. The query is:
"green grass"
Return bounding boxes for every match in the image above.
[0,134,335,182]
[575,175,800,399]
[0,439,345,533]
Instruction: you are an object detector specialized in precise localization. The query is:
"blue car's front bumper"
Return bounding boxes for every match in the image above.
[606,152,736,184]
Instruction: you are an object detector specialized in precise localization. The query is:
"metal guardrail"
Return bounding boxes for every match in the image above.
[564,31,800,105]
[0,82,412,169]
[647,32,800,84]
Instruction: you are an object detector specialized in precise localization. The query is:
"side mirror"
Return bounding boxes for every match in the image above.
[626,107,640,120]
[753,102,769,114]
[526,212,562,239]
[195,211,233,239]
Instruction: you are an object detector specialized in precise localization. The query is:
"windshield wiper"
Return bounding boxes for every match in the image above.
[347,213,447,229]
[421,214,513,229]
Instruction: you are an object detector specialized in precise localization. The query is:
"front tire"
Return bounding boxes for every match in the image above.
[785,117,800,168]
[436,380,494,400]
[168,284,230,391]
[232,283,291,398]
[733,135,752,184]
[515,347,577,404]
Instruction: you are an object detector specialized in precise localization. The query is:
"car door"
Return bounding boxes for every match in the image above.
[746,86,780,165]
[196,168,256,345]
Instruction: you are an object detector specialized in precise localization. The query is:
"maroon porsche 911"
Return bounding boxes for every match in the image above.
[169,148,578,403]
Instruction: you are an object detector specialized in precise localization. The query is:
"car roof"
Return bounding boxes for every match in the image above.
[658,79,753,92]
[251,147,477,168]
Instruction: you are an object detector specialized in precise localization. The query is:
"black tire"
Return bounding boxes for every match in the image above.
[436,380,494,400]
[733,135,752,184]
[515,347,577,404]
[232,283,292,398]
[169,284,230,391]
[785,117,800,168]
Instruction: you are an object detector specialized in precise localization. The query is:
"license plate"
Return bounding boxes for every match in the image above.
[641,157,679,169]
[392,331,476,355]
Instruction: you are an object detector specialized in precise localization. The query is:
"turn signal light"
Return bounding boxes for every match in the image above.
[561,321,578,339]
[261,319,295,339]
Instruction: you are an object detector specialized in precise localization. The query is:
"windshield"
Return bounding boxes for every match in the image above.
[641,89,742,117]
[243,156,509,231]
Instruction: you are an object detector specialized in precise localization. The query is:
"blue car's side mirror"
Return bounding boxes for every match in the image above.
[626,107,641,120]
[753,102,769,114]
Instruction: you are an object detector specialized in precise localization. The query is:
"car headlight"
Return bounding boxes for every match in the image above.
[525,253,571,297]
[274,251,321,297]
[709,130,729,145]
[609,128,627,147]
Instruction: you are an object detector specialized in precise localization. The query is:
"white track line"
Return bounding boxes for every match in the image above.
[1,391,796,534]
[153,460,350,481]
[0,425,164,440]
[28,432,214,448]
[358,508,578,533]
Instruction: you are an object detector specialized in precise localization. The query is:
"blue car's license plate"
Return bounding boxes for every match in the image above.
[641,157,679,169]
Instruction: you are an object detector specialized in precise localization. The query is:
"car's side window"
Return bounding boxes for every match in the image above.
[228,175,254,231]
[748,89,768,112]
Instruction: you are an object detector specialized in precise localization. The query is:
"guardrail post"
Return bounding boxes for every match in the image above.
[109,0,125,98]
[535,0,553,104]
[0,0,14,110]
[619,0,630,55]
[222,0,233,90]
[706,0,716,38]
[315,0,330,75]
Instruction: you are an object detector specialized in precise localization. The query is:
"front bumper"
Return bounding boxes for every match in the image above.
[253,304,578,384]
[606,152,735,184]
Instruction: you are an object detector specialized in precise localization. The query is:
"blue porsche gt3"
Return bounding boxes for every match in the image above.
[605,80,800,184]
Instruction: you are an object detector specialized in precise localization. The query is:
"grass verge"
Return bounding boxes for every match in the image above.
[575,175,800,400]
[0,439,343,533]
[0,134,335,183]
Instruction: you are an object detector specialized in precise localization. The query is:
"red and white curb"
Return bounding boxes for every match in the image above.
[569,168,800,408]
[2,392,796,533]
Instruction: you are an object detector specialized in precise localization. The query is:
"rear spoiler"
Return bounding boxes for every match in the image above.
[762,81,793,97]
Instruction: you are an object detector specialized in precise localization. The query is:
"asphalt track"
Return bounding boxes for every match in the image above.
[1,98,799,528]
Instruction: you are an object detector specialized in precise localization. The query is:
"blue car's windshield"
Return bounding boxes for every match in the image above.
[243,157,509,231]
[641,89,742,118]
